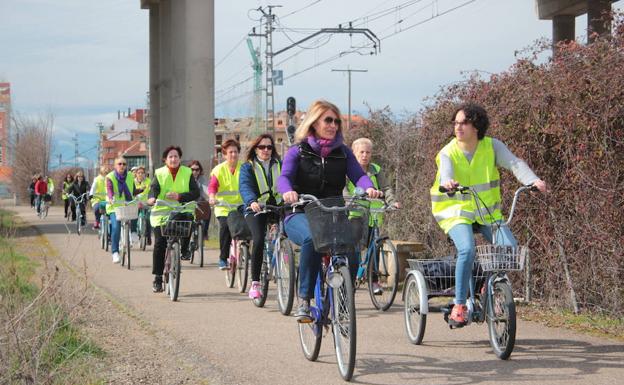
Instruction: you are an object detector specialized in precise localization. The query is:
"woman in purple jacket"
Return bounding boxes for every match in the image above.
[278,99,382,322]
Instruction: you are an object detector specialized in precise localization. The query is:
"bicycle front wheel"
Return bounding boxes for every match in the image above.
[487,280,516,360]
[368,239,399,311]
[139,216,147,251]
[404,273,427,345]
[276,239,295,315]
[253,250,269,308]
[332,265,357,381]
[104,217,110,252]
[237,243,250,293]
[125,223,131,270]
[225,241,236,288]
[298,295,322,361]
[76,211,82,236]
[169,242,181,301]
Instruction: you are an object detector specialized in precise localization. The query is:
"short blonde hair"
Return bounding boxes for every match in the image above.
[351,137,373,151]
[294,100,342,143]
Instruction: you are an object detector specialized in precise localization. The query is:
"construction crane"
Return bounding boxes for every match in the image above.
[247,37,263,137]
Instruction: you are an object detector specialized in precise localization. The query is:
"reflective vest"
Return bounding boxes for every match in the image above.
[134,176,151,201]
[210,161,243,217]
[150,166,193,227]
[47,178,55,194]
[62,181,71,200]
[91,175,107,205]
[105,172,135,215]
[347,163,384,226]
[250,159,282,205]
[430,136,502,234]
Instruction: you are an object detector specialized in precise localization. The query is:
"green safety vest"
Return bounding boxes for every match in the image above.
[134,176,151,201]
[250,159,282,205]
[91,175,107,205]
[430,136,503,234]
[150,166,193,227]
[105,172,135,215]
[347,162,384,226]
[47,178,55,194]
[62,181,71,200]
[210,161,243,217]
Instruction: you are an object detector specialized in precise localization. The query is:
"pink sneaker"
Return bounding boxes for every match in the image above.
[249,281,262,299]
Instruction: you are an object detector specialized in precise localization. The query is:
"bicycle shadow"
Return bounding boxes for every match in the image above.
[350,338,624,384]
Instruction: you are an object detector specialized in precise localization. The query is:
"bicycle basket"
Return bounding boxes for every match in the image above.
[227,208,251,240]
[162,220,193,238]
[114,204,139,221]
[407,258,486,294]
[304,196,368,254]
[476,244,527,272]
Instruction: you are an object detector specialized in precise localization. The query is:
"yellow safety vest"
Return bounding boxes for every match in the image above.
[430,136,503,234]
[62,181,71,200]
[250,159,282,205]
[347,163,384,226]
[91,175,107,205]
[150,166,193,227]
[134,176,151,201]
[47,178,55,194]
[211,161,243,217]
[105,172,135,215]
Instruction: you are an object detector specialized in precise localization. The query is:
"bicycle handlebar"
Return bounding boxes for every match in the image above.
[67,192,89,203]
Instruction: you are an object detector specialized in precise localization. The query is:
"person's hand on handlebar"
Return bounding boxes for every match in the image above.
[283,191,298,204]
[250,201,262,213]
[366,188,383,199]
[532,179,547,193]
[441,179,460,192]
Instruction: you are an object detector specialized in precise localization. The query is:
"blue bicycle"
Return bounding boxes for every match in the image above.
[297,193,368,381]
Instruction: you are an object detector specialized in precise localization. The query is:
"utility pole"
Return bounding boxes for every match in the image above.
[57,153,62,168]
[331,68,368,131]
[96,122,104,168]
[73,133,79,168]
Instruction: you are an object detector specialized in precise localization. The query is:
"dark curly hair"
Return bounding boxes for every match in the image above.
[162,145,183,161]
[453,102,489,140]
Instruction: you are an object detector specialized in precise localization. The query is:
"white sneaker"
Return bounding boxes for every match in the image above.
[112,252,121,264]
[131,232,139,246]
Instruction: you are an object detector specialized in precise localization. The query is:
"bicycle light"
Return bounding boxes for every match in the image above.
[327,271,344,288]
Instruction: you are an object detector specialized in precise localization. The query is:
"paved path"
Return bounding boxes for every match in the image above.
[11,204,624,384]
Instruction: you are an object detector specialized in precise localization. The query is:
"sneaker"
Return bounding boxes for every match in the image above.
[92,222,100,230]
[152,276,163,293]
[295,299,313,323]
[372,282,383,295]
[181,252,191,261]
[131,232,139,245]
[248,281,262,299]
[218,259,228,270]
[112,252,121,264]
[146,237,152,246]
[448,304,468,327]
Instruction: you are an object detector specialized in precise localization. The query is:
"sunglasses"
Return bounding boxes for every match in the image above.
[257,145,273,151]
[117,162,127,166]
[323,116,341,126]
[191,168,200,171]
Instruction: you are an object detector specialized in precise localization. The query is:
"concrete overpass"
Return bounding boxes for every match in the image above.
[140,0,214,171]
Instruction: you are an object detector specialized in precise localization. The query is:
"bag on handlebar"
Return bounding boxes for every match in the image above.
[195,201,212,221]
[227,206,251,240]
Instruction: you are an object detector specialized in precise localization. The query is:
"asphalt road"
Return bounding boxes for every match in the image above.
[12,204,624,385]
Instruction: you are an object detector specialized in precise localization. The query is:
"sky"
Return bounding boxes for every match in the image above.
[1,0,621,168]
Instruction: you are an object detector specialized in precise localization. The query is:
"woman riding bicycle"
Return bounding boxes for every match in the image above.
[134,165,152,246]
[147,146,199,293]
[430,102,547,327]
[106,157,136,264]
[62,173,74,219]
[278,99,382,322]
[208,139,243,271]
[66,171,90,226]
[90,166,110,230]
[239,133,282,300]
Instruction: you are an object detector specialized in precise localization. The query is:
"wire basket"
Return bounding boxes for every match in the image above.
[407,258,486,295]
[114,204,139,221]
[476,244,528,272]
[304,197,369,254]
[161,220,193,238]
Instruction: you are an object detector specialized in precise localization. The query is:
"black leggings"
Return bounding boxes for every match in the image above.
[245,213,268,282]
[217,216,232,261]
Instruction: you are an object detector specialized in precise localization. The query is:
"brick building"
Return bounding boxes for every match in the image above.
[99,109,150,170]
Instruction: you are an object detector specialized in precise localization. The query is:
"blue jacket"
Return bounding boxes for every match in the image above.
[239,158,282,214]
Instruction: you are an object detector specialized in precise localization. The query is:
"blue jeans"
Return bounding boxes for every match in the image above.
[285,213,358,300]
[448,222,517,305]
[94,202,106,224]
[110,212,121,254]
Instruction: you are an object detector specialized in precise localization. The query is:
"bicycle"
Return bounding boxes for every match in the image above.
[297,193,368,381]
[189,201,210,267]
[403,184,535,360]
[216,201,251,292]
[67,192,89,235]
[113,199,139,270]
[98,204,111,251]
[38,194,51,219]
[353,198,400,311]
[154,200,196,301]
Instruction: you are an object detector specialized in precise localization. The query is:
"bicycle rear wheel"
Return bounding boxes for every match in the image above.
[276,239,295,315]
[404,273,427,345]
[197,224,205,267]
[487,280,516,360]
[368,239,399,311]
[76,211,82,236]
[237,243,250,293]
[332,265,357,381]
[225,241,236,288]
[104,217,110,252]
[169,242,181,301]
[298,295,322,361]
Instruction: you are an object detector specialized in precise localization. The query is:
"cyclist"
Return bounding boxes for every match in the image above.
[106,157,136,264]
[46,175,55,198]
[62,173,74,219]
[90,166,109,230]
[34,174,47,215]
[278,100,382,322]
[134,165,152,246]
[430,102,547,327]
[28,176,37,208]
[239,133,282,300]
[208,139,243,270]
[346,137,400,295]
[147,146,199,292]
[66,171,90,226]
[189,160,211,258]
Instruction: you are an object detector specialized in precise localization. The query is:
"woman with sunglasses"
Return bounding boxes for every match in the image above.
[106,157,137,264]
[278,99,383,322]
[147,146,199,292]
[189,160,210,253]
[239,133,281,300]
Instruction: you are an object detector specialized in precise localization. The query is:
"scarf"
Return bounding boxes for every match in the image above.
[307,132,344,158]
[114,170,132,200]
[168,165,180,181]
